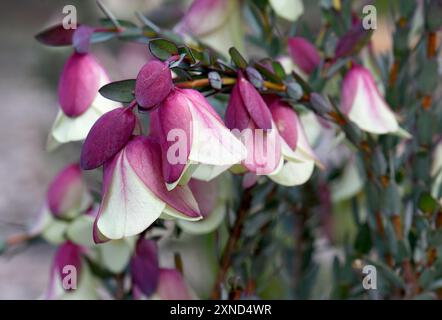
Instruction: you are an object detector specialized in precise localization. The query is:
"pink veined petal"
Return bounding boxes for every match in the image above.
[157,90,193,185]
[268,98,298,150]
[135,60,173,109]
[180,88,223,121]
[183,89,246,167]
[288,37,320,74]
[238,73,273,130]
[58,52,106,117]
[47,163,87,218]
[81,107,136,170]
[188,179,218,218]
[341,65,398,134]
[157,268,194,300]
[130,239,160,297]
[225,82,251,131]
[125,136,201,218]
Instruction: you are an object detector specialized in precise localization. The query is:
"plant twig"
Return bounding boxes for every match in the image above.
[211,188,253,299]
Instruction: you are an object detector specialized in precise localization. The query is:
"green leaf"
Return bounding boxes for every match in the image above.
[149,38,179,61]
[254,61,282,83]
[272,61,286,79]
[367,259,406,289]
[354,223,372,254]
[418,192,438,214]
[229,47,247,69]
[99,79,136,103]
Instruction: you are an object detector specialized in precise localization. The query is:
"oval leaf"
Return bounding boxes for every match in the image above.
[99,79,136,103]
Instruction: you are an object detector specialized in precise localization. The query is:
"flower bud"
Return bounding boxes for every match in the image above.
[135,60,173,109]
[58,53,107,117]
[130,239,160,297]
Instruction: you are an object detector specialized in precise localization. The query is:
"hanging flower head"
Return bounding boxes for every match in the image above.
[341,65,399,134]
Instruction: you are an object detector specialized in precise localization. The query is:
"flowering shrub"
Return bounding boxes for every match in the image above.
[5,0,442,299]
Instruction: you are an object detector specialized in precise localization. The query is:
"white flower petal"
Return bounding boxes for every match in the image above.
[97,151,166,240]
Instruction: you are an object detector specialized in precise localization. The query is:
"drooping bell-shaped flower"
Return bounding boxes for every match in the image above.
[80,107,137,170]
[45,241,83,299]
[341,65,399,134]
[174,0,244,57]
[265,96,322,186]
[288,37,320,75]
[150,88,246,190]
[130,238,160,297]
[48,52,120,149]
[46,163,92,219]
[135,60,173,110]
[94,136,202,241]
[225,73,283,175]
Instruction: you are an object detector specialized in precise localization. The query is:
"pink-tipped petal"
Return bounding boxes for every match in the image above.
[157,269,194,300]
[135,60,173,109]
[288,37,320,74]
[341,65,398,134]
[81,107,136,170]
[58,53,106,117]
[130,239,160,297]
[125,137,201,219]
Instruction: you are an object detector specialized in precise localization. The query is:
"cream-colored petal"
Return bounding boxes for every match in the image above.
[269,0,304,21]
[268,159,314,186]
[97,151,166,240]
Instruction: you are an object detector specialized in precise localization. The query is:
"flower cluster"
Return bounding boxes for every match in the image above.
[25,0,431,301]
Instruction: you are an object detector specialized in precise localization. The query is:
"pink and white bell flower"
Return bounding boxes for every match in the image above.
[174,0,244,57]
[265,96,323,186]
[46,163,93,219]
[341,65,399,135]
[48,52,120,149]
[225,73,283,175]
[150,88,246,190]
[44,241,100,300]
[93,136,202,241]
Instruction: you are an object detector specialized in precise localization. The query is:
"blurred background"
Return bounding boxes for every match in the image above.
[0,0,395,299]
